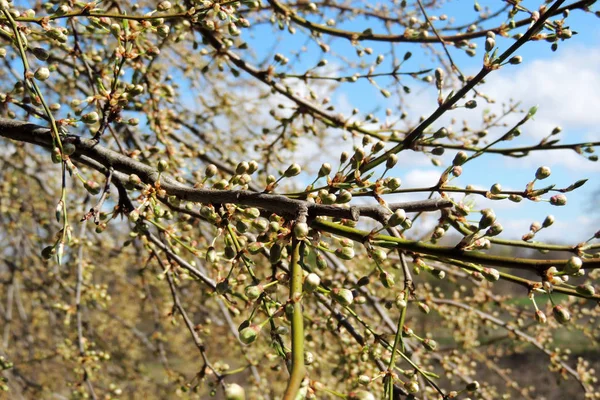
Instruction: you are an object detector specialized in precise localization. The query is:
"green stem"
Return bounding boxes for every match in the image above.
[282,237,306,400]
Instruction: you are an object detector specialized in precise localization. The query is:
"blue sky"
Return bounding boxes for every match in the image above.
[240,1,600,243]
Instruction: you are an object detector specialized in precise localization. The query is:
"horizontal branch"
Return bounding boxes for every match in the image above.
[312,219,600,274]
[0,118,451,221]
[268,0,593,43]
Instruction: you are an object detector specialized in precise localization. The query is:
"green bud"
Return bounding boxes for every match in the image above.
[34,67,50,81]
[335,247,355,260]
[387,177,401,191]
[552,305,570,324]
[205,164,218,177]
[386,154,398,169]
[564,256,582,274]
[331,288,354,306]
[239,325,260,344]
[452,151,468,166]
[576,284,595,296]
[535,166,551,180]
[388,209,406,227]
[81,111,99,125]
[245,285,263,300]
[466,381,480,392]
[318,163,331,177]
[422,338,437,351]
[284,163,301,177]
[337,189,352,204]
[379,271,395,288]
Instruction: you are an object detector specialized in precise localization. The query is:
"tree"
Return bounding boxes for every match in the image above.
[0,0,599,398]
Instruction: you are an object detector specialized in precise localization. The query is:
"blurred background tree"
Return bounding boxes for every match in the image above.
[0,0,599,399]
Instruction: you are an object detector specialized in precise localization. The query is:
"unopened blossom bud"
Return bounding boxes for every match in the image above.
[245,285,263,300]
[478,209,496,230]
[387,177,401,190]
[550,194,567,206]
[552,305,570,324]
[466,381,480,392]
[371,248,387,263]
[32,47,50,61]
[542,215,555,228]
[358,375,371,386]
[388,209,406,227]
[331,288,354,306]
[318,163,331,177]
[482,267,500,282]
[293,221,309,239]
[452,151,468,166]
[535,166,551,180]
[465,100,477,109]
[576,284,595,296]
[485,223,503,237]
[422,338,437,351]
[303,273,321,293]
[284,163,301,177]
[485,37,495,52]
[405,380,419,393]
[84,180,101,195]
[509,55,522,64]
[224,383,246,400]
[535,310,547,324]
[418,302,430,314]
[34,67,50,81]
[386,154,398,169]
[564,256,582,274]
[348,391,375,400]
[82,111,99,125]
[239,325,261,344]
[335,247,355,260]
[490,183,502,194]
[337,189,352,204]
[205,164,218,177]
[157,159,168,172]
[509,194,523,203]
[379,271,395,288]
[157,1,172,11]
